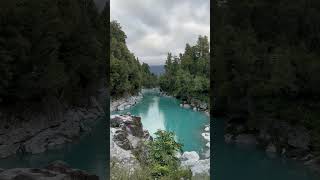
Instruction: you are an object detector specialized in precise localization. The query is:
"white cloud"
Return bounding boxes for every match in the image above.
[111,0,210,65]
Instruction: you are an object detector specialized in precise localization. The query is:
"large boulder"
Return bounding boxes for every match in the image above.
[123,116,144,137]
[180,151,200,162]
[0,161,99,180]
[113,130,132,150]
[180,151,210,176]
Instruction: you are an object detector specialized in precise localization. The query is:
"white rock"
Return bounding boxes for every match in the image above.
[183,104,191,109]
[117,104,125,111]
[175,151,182,159]
[202,132,210,141]
[180,151,210,176]
[124,104,131,109]
[181,151,200,162]
[204,127,210,132]
[206,142,210,148]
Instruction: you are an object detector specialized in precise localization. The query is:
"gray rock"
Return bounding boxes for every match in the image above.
[266,143,277,153]
[224,134,233,144]
[199,103,208,110]
[0,161,99,180]
[305,157,320,173]
[235,134,257,145]
[288,126,310,150]
[124,116,144,137]
[113,130,132,150]
[110,116,122,128]
[23,129,56,154]
[0,144,19,158]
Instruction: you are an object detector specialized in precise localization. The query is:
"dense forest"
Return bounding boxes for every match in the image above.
[0,0,106,108]
[159,36,210,103]
[213,0,320,154]
[110,21,157,98]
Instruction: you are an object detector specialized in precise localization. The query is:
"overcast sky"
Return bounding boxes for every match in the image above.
[110,0,210,65]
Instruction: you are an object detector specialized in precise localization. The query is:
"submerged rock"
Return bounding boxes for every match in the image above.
[266,143,277,153]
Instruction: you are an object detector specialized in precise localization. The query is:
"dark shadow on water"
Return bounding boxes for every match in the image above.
[213,118,320,180]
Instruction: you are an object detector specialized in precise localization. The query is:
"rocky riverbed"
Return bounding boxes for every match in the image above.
[110,114,151,172]
[0,161,99,180]
[223,116,320,173]
[110,93,143,112]
[110,114,210,176]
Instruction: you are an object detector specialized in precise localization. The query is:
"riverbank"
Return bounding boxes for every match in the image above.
[110,114,210,177]
[0,94,106,159]
[159,91,211,157]
[110,92,143,112]
[222,115,320,174]
[0,161,98,180]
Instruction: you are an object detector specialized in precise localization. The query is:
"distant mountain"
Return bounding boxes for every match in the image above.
[149,65,165,76]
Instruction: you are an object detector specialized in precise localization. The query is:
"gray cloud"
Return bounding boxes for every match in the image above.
[111,0,210,65]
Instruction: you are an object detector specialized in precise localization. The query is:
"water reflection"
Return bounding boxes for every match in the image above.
[138,96,166,135]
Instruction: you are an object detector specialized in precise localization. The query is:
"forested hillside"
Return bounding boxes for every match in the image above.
[213,0,320,155]
[159,36,210,103]
[0,0,106,108]
[110,21,157,98]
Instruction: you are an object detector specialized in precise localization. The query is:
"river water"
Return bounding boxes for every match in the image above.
[116,92,210,155]
[118,92,319,179]
[0,118,108,179]
[213,118,320,180]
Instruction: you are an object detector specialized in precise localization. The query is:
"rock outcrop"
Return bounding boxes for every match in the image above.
[110,115,152,170]
[0,96,104,159]
[224,116,320,172]
[0,161,99,180]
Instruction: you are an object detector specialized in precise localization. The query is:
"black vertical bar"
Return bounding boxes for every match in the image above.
[104,0,110,179]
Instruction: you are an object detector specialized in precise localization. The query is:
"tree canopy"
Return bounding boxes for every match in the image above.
[110,21,157,98]
[213,0,320,153]
[0,0,106,107]
[159,36,210,103]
